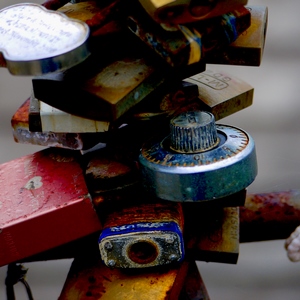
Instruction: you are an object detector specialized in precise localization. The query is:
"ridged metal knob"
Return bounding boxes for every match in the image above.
[170,111,219,153]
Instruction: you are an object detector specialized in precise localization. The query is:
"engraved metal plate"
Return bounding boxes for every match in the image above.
[0,3,90,75]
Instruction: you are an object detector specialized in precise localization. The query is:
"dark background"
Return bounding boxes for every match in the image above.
[1,0,300,298]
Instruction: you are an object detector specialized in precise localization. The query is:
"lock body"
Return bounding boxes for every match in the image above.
[98,202,184,268]
[139,111,257,202]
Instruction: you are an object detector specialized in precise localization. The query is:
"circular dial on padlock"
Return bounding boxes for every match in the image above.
[139,111,257,202]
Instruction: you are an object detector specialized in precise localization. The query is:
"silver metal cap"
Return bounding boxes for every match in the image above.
[170,111,219,153]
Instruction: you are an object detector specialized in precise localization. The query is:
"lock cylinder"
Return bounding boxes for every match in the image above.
[139,111,257,202]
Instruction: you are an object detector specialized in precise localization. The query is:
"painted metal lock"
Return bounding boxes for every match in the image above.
[0,148,102,267]
[0,3,90,75]
[98,202,184,268]
[139,110,257,202]
[11,97,106,150]
[127,6,251,67]
[138,0,247,24]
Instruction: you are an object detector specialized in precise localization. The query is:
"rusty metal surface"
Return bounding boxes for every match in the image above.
[240,190,300,243]
[0,148,102,267]
[184,69,253,120]
[206,6,268,66]
[59,257,191,300]
[11,98,107,150]
[127,6,251,67]
[138,0,247,24]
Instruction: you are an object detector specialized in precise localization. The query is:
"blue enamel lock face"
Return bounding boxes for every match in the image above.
[99,221,184,268]
[139,111,257,202]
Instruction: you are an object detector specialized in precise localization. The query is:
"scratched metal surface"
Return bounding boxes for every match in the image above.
[1,0,300,299]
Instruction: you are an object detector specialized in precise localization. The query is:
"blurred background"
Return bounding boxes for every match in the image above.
[1,0,300,299]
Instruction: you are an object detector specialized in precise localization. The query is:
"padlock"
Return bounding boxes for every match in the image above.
[184,205,240,264]
[127,6,251,67]
[29,94,110,133]
[0,3,90,75]
[128,68,253,123]
[205,6,268,66]
[11,98,107,150]
[138,0,247,24]
[59,258,206,300]
[183,69,254,120]
[98,201,184,268]
[139,111,257,202]
[31,36,177,121]
[0,148,102,267]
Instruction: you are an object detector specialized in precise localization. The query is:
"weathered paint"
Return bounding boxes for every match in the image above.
[0,148,102,267]
[99,202,184,268]
[59,258,192,300]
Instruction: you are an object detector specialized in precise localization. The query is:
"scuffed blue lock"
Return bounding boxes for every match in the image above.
[98,202,185,268]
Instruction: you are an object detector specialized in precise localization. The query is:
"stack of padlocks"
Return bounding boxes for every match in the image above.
[0,0,268,298]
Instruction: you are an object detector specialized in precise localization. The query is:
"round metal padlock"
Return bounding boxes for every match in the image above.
[139,111,257,202]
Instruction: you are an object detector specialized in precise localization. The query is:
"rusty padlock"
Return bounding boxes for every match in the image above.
[0,148,102,267]
[98,201,185,268]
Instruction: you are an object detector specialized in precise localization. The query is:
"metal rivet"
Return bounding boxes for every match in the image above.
[107,259,116,267]
[168,254,178,262]
[104,241,113,251]
[165,236,175,244]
